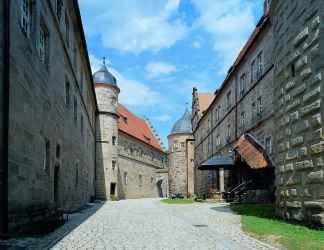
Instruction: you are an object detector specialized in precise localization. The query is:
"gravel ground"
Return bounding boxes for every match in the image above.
[0,199,280,250]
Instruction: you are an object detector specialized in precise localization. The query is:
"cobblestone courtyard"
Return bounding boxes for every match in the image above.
[2,199,280,250]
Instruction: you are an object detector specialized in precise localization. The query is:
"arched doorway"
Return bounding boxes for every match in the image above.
[156,179,164,198]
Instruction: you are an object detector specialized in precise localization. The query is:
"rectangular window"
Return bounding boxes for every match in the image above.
[227,124,231,139]
[139,175,143,187]
[226,91,231,110]
[39,21,49,64]
[257,51,263,79]
[112,136,117,146]
[239,73,246,97]
[56,144,61,159]
[65,80,70,107]
[56,0,63,21]
[257,96,263,115]
[75,163,79,187]
[65,13,70,47]
[124,172,128,185]
[112,160,116,170]
[74,96,77,124]
[251,60,256,82]
[241,111,246,128]
[216,135,220,146]
[21,0,32,37]
[265,136,272,154]
[43,138,50,171]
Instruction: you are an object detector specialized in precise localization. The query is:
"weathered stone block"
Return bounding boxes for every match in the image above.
[299,147,308,157]
[300,100,321,116]
[295,56,308,71]
[311,16,320,30]
[300,68,312,80]
[315,157,324,167]
[286,99,301,112]
[311,141,324,154]
[286,150,298,160]
[291,84,306,97]
[309,114,322,128]
[290,111,299,123]
[307,170,323,184]
[310,73,322,86]
[286,201,302,208]
[285,80,296,91]
[291,136,303,147]
[295,160,313,170]
[304,200,324,211]
[294,27,309,47]
[285,163,294,172]
[303,87,321,102]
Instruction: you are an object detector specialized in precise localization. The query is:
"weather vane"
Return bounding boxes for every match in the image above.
[102,56,106,66]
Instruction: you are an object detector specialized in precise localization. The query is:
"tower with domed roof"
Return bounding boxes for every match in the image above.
[168,108,195,198]
[93,58,120,200]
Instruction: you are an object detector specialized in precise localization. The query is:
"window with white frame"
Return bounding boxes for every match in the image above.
[265,136,272,154]
[239,73,246,97]
[21,0,32,37]
[39,21,49,64]
[257,51,263,79]
[257,96,263,115]
[226,91,231,110]
[251,60,256,82]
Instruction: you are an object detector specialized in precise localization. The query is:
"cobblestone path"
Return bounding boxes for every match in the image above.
[2,199,280,250]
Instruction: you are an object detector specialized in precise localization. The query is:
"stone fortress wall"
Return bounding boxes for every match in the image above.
[272,0,324,226]
[7,0,97,231]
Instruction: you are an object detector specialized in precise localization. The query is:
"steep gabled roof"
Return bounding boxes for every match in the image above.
[197,93,215,114]
[117,105,164,152]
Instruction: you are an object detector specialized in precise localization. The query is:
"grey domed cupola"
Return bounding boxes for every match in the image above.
[170,108,192,135]
[93,57,118,87]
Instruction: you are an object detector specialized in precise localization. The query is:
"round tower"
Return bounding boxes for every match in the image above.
[93,59,120,200]
[168,108,194,198]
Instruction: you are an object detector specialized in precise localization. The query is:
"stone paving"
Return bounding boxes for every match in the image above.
[1,199,280,250]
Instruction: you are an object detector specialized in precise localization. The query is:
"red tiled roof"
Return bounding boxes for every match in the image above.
[234,134,271,169]
[117,105,163,152]
[197,93,215,113]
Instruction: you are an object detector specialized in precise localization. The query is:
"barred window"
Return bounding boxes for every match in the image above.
[21,0,32,37]
[265,136,272,154]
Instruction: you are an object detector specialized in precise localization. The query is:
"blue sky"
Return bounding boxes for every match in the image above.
[79,0,264,148]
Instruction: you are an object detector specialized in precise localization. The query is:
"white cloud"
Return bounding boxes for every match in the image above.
[145,61,177,79]
[89,54,164,108]
[192,41,201,49]
[79,0,188,54]
[191,0,260,74]
[153,114,172,122]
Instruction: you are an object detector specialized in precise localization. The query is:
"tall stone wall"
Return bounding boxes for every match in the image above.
[272,0,324,226]
[118,132,168,199]
[168,134,193,197]
[8,0,97,230]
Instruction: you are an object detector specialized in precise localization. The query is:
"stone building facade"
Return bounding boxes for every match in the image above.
[193,7,275,195]
[5,0,97,232]
[94,63,168,200]
[271,0,324,226]
[168,109,195,197]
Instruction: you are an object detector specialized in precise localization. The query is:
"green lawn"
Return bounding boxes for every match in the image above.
[161,198,194,204]
[230,204,324,250]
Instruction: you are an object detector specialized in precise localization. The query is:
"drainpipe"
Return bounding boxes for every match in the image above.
[0,0,10,238]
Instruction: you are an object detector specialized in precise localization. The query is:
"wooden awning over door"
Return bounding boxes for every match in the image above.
[234,134,272,169]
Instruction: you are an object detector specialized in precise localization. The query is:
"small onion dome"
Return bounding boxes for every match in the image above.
[170,108,192,135]
[93,60,117,87]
